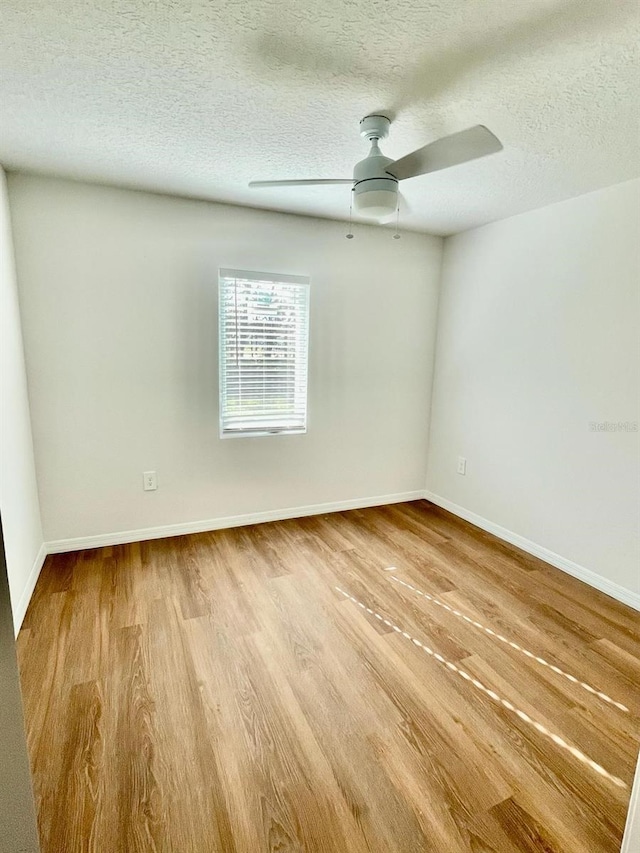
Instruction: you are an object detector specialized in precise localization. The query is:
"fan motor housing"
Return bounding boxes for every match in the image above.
[353,175,397,197]
[353,144,398,215]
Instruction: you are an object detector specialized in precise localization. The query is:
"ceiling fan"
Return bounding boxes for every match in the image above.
[249,115,503,219]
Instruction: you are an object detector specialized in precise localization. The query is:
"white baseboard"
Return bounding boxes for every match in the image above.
[423,490,640,612]
[45,490,425,555]
[13,542,47,637]
[38,488,640,616]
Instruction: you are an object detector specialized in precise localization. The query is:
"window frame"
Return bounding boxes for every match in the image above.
[218,268,311,439]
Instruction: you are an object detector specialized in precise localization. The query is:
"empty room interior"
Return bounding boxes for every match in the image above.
[1,1,639,851]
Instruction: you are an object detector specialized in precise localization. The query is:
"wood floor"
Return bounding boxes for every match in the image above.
[18,500,640,852]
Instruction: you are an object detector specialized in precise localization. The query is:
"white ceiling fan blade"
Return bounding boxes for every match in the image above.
[387,126,502,182]
[249,179,353,188]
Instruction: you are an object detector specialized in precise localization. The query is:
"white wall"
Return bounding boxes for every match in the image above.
[9,175,442,544]
[0,168,44,633]
[427,179,640,603]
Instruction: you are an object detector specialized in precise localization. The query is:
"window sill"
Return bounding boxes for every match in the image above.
[219,428,307,439]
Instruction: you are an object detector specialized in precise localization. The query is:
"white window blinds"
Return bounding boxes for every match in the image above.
[219,269,310,436]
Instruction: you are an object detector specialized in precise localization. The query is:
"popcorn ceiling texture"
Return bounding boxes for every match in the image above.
[1,0,638,234]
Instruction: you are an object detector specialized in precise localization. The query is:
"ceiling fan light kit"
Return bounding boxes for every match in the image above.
[249,114,503,226]
[353,186,397,217]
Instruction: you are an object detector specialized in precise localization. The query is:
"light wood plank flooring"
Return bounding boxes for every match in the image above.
[17,500,640,852]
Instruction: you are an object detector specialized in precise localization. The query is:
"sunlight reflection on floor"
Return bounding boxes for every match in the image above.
[388,574,629,713]
[336,585,627,790]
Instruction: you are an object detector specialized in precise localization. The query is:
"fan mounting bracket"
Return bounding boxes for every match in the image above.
[359,115,391,142]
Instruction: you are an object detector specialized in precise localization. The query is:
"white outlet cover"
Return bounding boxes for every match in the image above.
[143,471,157,491]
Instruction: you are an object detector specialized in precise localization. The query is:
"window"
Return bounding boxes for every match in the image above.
[218,269,310,437]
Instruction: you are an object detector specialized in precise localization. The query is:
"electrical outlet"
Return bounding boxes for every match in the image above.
[143,471,157,491]
[457,457,467,475]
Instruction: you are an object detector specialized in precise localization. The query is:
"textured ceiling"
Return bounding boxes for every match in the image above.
[1,0,638,235]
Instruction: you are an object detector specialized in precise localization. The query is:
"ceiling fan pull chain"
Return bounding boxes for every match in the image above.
[393,205,401,239]
[346,190,355,239]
